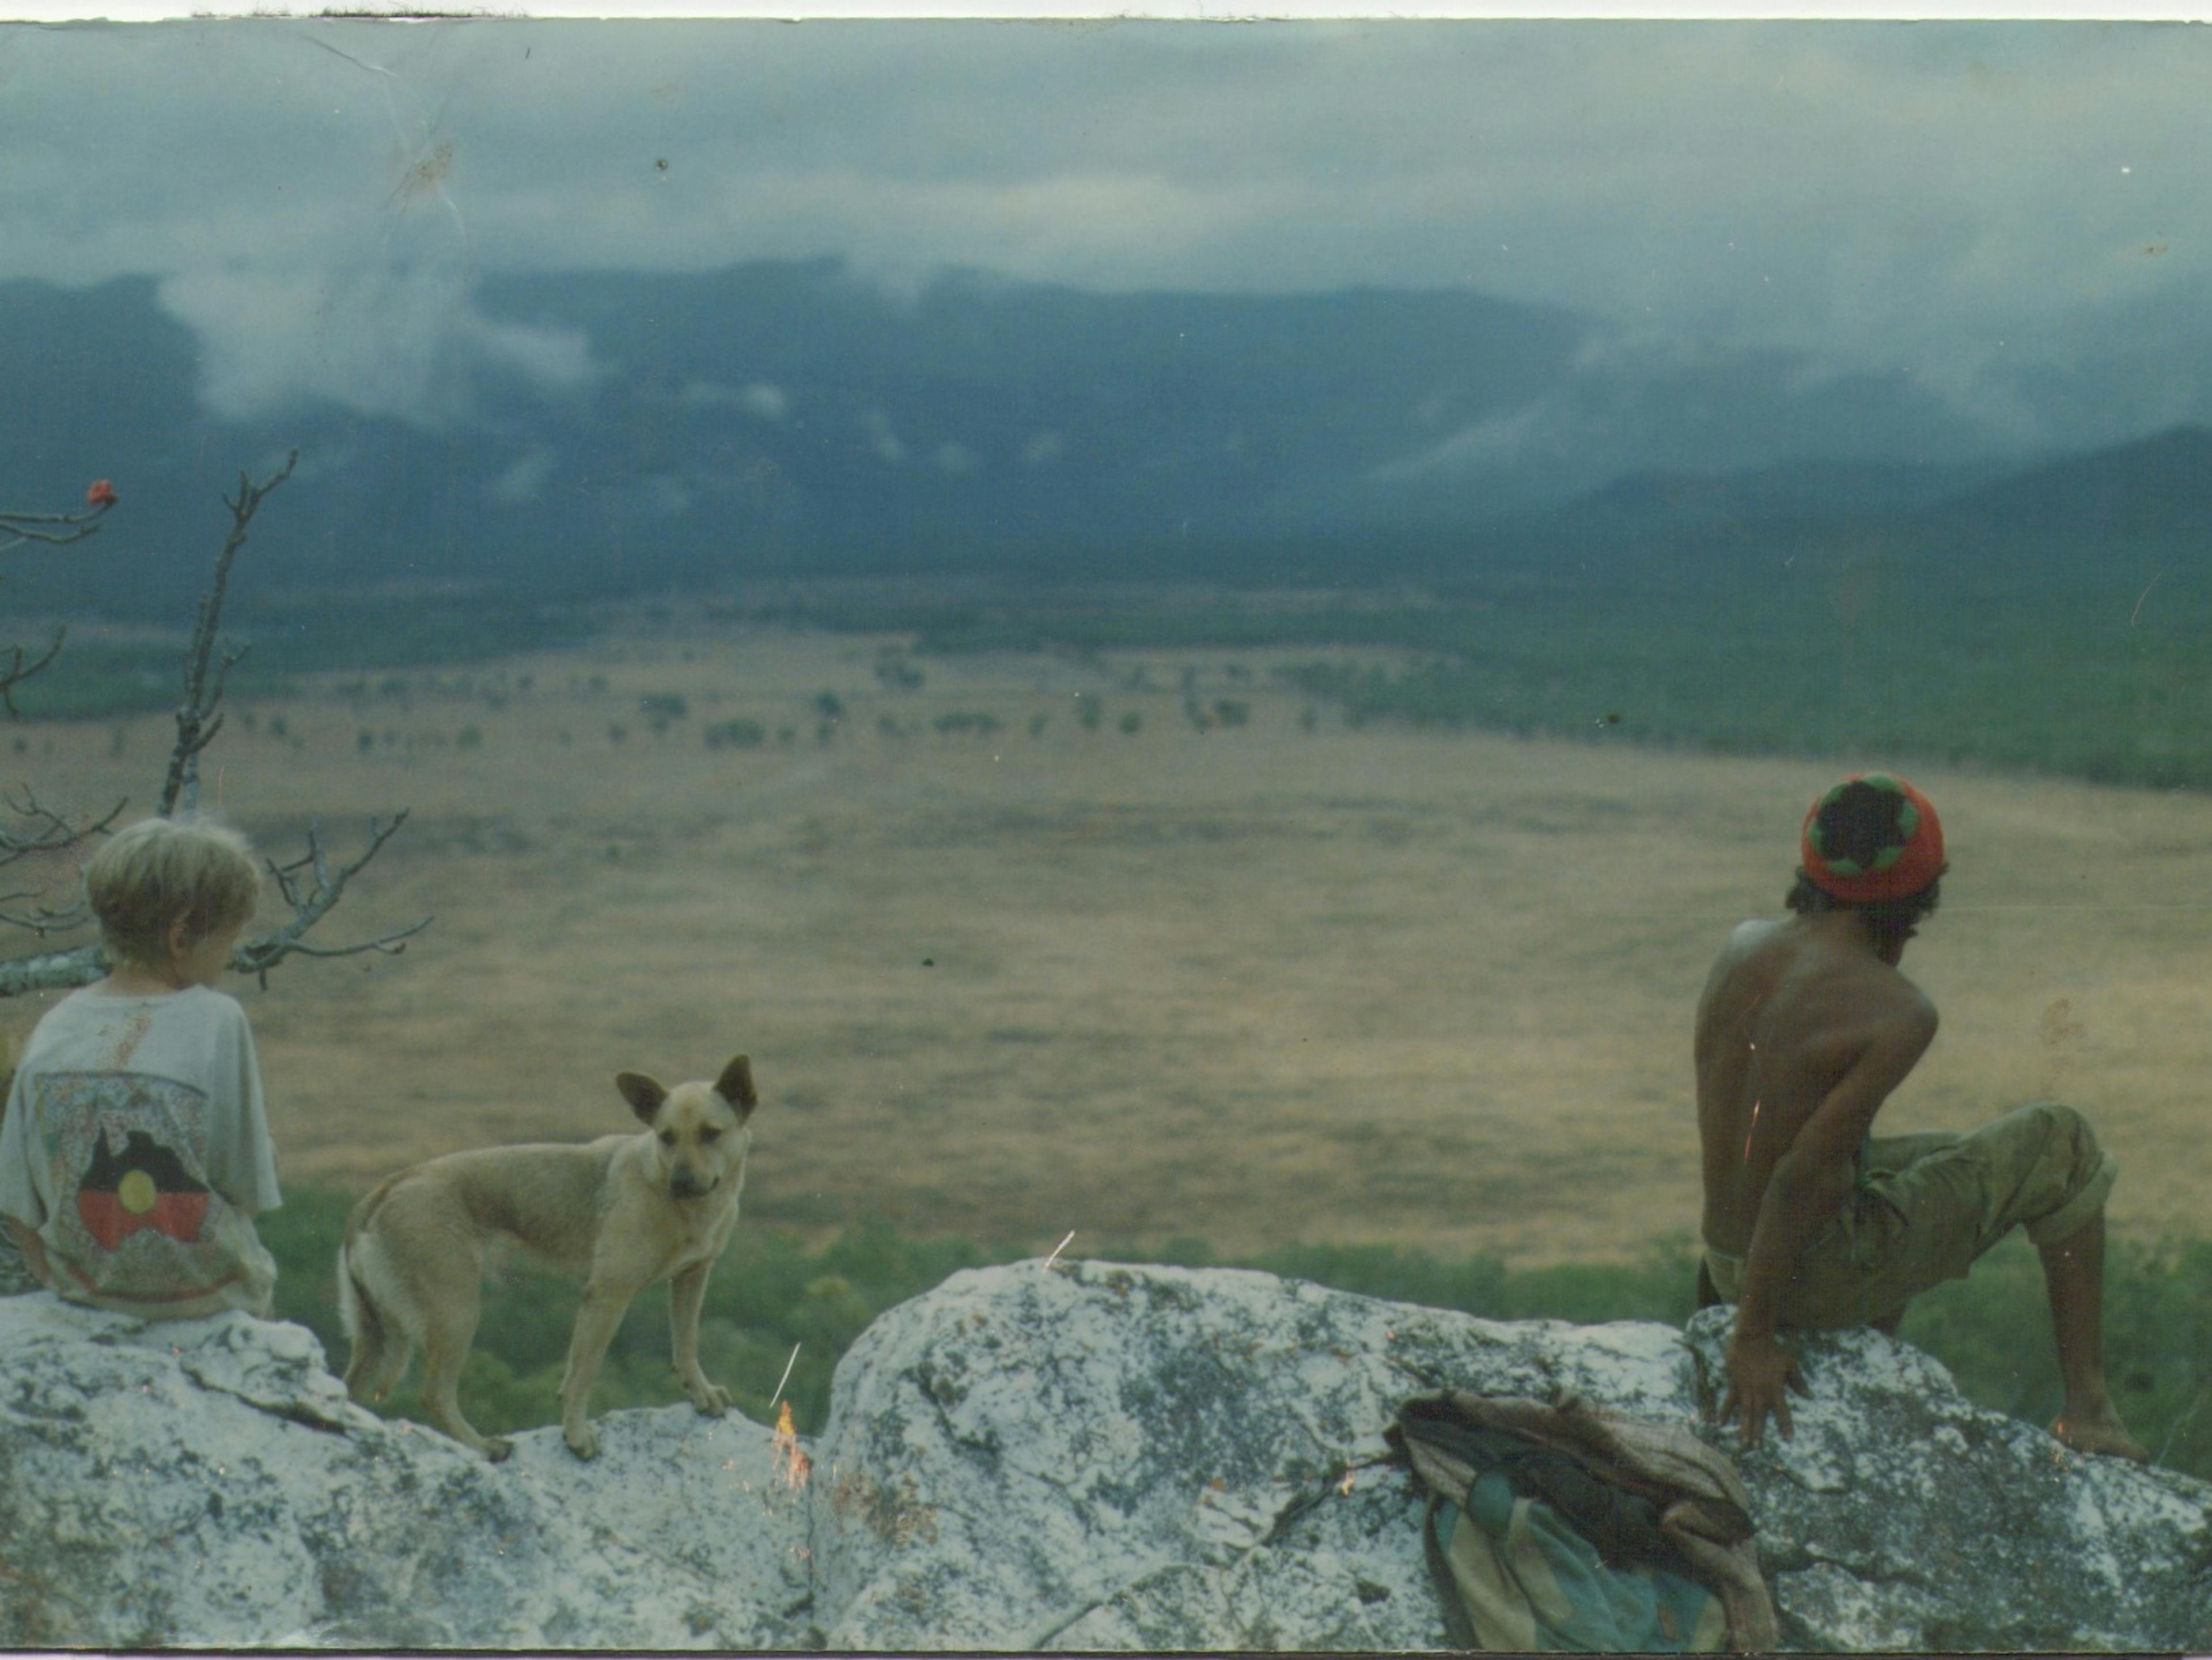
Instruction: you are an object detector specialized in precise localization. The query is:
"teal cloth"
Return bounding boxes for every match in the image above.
[1440,1468,1721,1653]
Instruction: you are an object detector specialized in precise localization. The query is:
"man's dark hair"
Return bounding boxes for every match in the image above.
[1785,869,1945,956]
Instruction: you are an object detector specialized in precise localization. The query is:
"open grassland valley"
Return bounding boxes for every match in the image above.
[16,608,2212,1260]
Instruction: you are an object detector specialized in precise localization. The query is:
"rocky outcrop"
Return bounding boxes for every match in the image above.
[0,1295,808,1649]
[3,1258,2207,1649]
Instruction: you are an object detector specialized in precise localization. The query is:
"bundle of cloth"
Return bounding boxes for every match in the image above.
[1389,1390,1778,1654]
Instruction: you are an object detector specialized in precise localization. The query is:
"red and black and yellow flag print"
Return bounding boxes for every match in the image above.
[75,1129,211,1251]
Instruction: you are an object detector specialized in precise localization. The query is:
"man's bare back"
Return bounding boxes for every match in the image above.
[1699,774,2144,1461]
[1695,913,1934,1265]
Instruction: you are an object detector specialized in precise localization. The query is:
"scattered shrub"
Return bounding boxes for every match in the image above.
[704,717,767,750]
[874,651,925,691]
[934,711,1002,737]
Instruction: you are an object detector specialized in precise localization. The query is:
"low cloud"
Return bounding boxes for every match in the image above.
[1368,402,1559,484]
[156,259,593,426]
[863,410,907,465]
[681,379,789,420]
[12,22,2212,462]
[488,448,556,504]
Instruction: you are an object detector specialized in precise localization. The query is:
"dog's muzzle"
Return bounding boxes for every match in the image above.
[669,1173,714,1201]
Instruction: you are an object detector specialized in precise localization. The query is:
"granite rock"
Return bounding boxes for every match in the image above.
[4,1259,2209,1649]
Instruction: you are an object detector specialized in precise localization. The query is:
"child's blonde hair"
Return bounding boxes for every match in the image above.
[84,815,260,966]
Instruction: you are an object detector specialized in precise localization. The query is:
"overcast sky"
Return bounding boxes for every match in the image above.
[5,19,2209,451]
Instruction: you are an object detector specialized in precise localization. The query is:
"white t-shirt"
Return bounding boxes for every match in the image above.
[0,984,282,1319]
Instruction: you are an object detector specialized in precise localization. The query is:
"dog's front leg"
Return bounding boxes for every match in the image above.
[668,1262,732,1416]
[558,1282,634,1459]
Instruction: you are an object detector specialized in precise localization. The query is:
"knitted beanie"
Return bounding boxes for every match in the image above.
[1800,773,1945,901]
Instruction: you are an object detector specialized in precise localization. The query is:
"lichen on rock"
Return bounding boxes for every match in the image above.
[3,1260,2208,1650]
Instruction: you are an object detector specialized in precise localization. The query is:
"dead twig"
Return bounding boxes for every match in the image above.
[162,452,297,818]
[0,489,111,709]
[0,626,67,716]
[0,790,125,939]
[0,788,127,870]
[0,495,112,557]
[0,454,431,995]
[235,812,431,988]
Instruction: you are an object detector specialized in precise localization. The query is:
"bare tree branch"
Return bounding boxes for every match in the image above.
[0,626,68,716]
[0,489,112,709]
[0,493,113,557]
[0,789,127,869]
[0,791,124,941]
[162,451,296,817]
[0,943,104,999]
[236,811,431,988]
[0,454,433,997]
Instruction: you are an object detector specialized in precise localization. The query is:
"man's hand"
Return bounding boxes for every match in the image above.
[1719,1330,1804,1448]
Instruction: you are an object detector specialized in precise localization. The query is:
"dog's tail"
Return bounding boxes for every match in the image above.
[337,1180,411,1404]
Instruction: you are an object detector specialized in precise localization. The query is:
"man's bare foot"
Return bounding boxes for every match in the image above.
[2051,1408,2149,1462]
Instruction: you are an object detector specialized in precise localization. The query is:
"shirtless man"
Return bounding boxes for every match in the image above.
[1696,773,2145,1460]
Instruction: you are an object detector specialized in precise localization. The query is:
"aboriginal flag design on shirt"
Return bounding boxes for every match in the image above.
[32,1069,248,1306]
[75,1128,210,1250]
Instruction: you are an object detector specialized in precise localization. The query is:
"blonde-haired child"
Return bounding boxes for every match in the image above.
[0,815,282,1318]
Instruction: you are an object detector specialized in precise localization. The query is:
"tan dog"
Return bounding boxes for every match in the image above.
[337,1055,758,1461]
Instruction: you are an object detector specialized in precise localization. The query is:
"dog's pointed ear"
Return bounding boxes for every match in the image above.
[617,1072,668,1123]
[714,1054,757,1118]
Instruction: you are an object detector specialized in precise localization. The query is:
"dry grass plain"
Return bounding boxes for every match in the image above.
[13,614,2212,1264]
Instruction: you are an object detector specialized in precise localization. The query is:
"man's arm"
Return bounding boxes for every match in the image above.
[1722,999,1937,1446]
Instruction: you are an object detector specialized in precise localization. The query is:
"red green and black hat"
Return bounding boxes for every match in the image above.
[1800,773,1945,902]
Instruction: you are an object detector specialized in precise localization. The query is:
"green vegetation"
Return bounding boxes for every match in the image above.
[873,649,925,691]
[639,693,688,733]
[260,1187,2212,1478]
[704,716,767,750]
[933,711,1002,737]
[753,559,2212,791]
[20,532,2212,790]
[14,588,586,721]
[30,558,2211,789]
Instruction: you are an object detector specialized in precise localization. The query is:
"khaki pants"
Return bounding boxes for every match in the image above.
[1702,1102,2115,1331]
